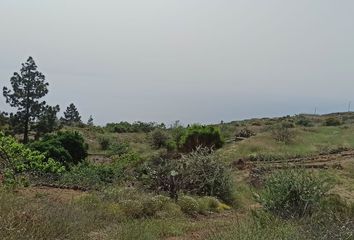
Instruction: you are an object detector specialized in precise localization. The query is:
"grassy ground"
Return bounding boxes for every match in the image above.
[1,113,354,239]
[218,125,354,162]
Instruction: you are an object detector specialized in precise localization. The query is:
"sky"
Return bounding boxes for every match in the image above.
[0,0,353,125]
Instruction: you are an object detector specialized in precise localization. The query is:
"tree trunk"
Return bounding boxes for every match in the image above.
[23,89,30,144]
[23,113,29,144]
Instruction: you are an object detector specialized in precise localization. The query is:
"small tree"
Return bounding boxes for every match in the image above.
[61,103,81,125]
[3,57,49,143]
[171,120,185,148]
[34,105,61,139]
[87,115,94,126]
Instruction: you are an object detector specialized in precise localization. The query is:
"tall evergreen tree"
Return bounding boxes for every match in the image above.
[61,103,81,125]
[3,57,49,143]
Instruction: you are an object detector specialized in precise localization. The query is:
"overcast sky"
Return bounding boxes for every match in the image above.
[1,0,353,125]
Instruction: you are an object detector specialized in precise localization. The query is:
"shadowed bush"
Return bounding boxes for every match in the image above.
[179,125,223,152]
[29,131,88,166]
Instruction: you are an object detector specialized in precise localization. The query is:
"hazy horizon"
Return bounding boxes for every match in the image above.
[1,0,353,125]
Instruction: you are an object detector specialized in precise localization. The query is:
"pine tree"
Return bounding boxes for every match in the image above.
[3,57,49,143]
[87,115,94,126]
[34,105,61,139]
[61,103,81,125]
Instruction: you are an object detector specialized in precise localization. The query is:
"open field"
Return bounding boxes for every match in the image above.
[1,113,354,239]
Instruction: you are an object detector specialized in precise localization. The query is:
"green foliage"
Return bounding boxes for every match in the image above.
[92,187,183,219]
[29,131,88,166]
[324,117,341,126]
[235,128,255,139]
[271,123,294,144]
[105,121,165,133]
[34,105,61,138]
[170,120,185,148]
[61,103,82,125]
[3,57,50,143]
[59,163,116,188]
[87,115,94,126]
[259,168,331,218]
[59,153,140,188]
[0,112,8,128]
[150,129,169,149]
[108,142,130,156]
[296,116,313,127]
[177,195,199,215]
[179,125,224,152]
[0,132,64,184]
[141,148,234,203]
[165,140,177,152]
[197,196,221,213]
[206,211,299,240]
[98,135,111,150]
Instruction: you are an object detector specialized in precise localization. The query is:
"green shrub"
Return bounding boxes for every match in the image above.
[150,129,169,149]
[197,196,220,213]
[260,168,331,218]
[299,194,354,239]
[98,136,111,150]
[0,132,64,184]
[197,196,231,214]
[141,148,234,203]
[108,142,130,156]
[142,197,164,217]
[271,123,294,144]
[100,187,181,218]
[324,117,341,126]
[105,121,165,133]
[30,131,88,166]
[235,128,255,139]
[59,163,114,188]
[59,153,140,188]
[165,140,177,152]
[120,200,145,218]
[296,116,313,127]
[178,196,199,215]
[179,125,223,152]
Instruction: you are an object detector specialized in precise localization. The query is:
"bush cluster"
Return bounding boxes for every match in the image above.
[0,132,64,185]
[141,148,234,203]
[235,128,255,139]
[29,131,88,166]
[324,117,342,126]
[150,129,170,149]
[271,123,294,144]
[179,125,224,152]
[58,152,140,188]
[98,136,111,150]
[105,121,165,133]
[259,168,331,218]
[296,116,313,127]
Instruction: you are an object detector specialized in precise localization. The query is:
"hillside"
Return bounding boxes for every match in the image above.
[1,112,354,239]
